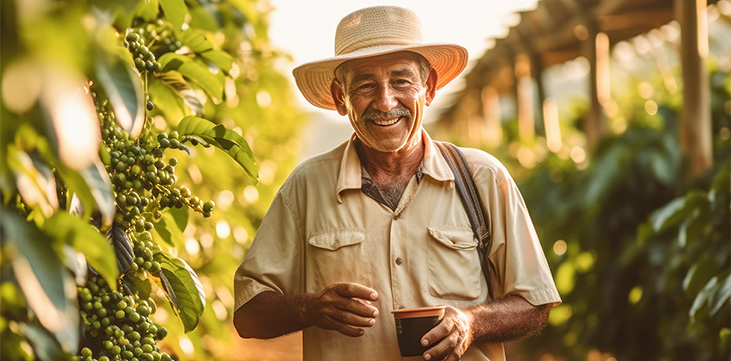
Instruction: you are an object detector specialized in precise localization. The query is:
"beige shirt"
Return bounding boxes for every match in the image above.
[234,130,561,361]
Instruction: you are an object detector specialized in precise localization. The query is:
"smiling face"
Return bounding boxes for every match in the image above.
[331,52,436,153]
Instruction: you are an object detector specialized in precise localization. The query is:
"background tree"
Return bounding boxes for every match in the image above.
[0,0,305,360]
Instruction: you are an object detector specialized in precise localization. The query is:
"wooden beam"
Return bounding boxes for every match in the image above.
[675,0,712,180]
[584,22,611,148]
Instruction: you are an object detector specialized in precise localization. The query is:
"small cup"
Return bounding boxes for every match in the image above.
[392,306,445,357]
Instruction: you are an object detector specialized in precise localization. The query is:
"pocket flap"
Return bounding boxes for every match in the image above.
[427,227,477,250]
[308,229,365,251]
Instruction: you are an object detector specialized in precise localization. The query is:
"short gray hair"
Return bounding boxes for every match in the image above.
[334,52,431,89]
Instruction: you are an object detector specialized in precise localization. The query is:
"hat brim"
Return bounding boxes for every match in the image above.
[292,43,468,110]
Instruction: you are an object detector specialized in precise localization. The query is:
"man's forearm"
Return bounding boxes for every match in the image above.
[466,294,551,343]
[234,291,311,339]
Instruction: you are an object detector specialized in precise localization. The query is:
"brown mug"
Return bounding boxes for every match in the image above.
[392,306,445,357]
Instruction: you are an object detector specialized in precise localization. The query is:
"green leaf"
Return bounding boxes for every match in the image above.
[189,6,220,32]
[650,197,687,233]
[159,0,187,30]
[154,72,203,116]
[44,212,119,290]
[79,161,116,229]
[690,276,720,321]
[177,116,258,181]
[153,211,185,248]
[95,57,144,138]
[169,206,189,232]
[21,319,68,360]
[149,77,186,124]
[154,253,206,332]
[683,256,717,298]
[711,274,731,316]
[179,28,214,53]
[201,50,233,73]
[158,54,223,101]
[123,273,152,300]
[0,208,79,352]
[134,0,160,22]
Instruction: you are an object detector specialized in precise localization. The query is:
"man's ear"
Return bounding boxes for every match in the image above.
[425,68,437,106]
[330,80,348,115]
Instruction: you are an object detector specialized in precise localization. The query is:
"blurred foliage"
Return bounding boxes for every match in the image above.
[513,61,730,361]
[1,0,305,360]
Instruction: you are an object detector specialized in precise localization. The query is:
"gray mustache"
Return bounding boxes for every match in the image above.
[361,105,411,121]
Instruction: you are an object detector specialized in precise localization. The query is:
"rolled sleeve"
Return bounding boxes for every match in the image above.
[233,189,304,311]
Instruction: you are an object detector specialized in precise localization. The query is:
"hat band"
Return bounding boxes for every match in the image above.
[338,38,421,56]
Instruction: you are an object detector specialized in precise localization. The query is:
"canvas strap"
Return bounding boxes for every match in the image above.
[435,141,494,299]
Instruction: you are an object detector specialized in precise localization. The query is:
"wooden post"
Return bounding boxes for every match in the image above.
[584,22,610,149]
[676,0,712,180]
[481,86,503,147]
[514,53,535,141]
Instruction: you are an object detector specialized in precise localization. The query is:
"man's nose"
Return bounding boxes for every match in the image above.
[371,84,398,113]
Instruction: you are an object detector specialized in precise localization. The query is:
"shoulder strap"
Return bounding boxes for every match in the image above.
[435,141,494,299]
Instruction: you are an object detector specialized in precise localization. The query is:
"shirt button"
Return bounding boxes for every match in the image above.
[395,257,403,265]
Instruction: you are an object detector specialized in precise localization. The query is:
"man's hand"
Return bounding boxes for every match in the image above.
[303,283,380,337]
[420,306,473,361]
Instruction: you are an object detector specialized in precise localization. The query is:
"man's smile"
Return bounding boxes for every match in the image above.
[371,116,402,126]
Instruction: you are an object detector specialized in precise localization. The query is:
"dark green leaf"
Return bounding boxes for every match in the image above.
[690,276,720,320]
[711,274,731,315]
[44,212,119,290]
[154,253,206,332]
[683,255,718,298]
[159,0,187,30]
[94,57,144,138]
[158,54,223,101]
[650,197,687,233]
[177,116,258,181]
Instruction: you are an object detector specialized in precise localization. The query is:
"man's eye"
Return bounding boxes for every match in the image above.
[394,79,411,87]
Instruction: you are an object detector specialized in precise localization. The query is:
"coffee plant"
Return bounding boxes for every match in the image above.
[2,0,305,360]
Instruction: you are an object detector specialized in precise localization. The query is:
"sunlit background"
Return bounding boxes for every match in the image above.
[1,0,729,360]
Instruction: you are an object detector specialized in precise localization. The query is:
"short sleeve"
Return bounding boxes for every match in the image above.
[233,189,304,311]
[470,152,561,307]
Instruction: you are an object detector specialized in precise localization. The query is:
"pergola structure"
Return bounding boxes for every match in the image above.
[436,0,721,180]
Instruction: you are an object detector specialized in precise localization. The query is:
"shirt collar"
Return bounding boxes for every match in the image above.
[335,129,454,203]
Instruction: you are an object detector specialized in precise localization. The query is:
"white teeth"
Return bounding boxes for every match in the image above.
[373,117,400,126]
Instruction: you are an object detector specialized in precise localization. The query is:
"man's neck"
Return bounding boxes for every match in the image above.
[355,137,424,186]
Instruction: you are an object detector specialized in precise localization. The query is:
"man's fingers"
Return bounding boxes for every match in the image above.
[334,283,379,301]
[329,308,377,328]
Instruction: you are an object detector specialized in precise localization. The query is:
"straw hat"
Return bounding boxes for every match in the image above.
[292,5,469,110]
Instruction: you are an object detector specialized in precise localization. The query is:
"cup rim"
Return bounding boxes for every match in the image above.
[391,306,446,319]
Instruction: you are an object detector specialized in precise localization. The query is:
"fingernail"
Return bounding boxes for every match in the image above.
[421,338,429,346]
[359,329,365,336]
[372,309,379,317]
[368,318,375,326]
[370,292,378,300]
[424,353,431,360]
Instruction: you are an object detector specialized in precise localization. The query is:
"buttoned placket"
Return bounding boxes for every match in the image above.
[388,176,422,311]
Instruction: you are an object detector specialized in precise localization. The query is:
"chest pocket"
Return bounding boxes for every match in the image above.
[427,226,482,300]
[307,229,367,289]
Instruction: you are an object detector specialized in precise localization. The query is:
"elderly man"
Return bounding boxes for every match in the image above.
[233,5,560,361]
